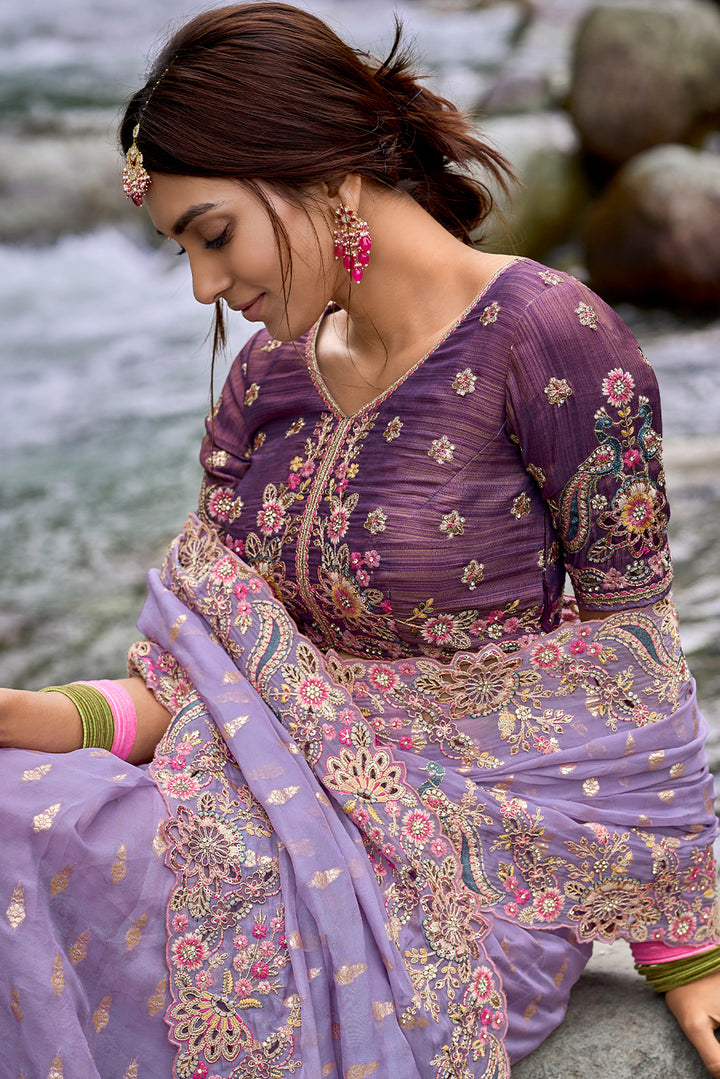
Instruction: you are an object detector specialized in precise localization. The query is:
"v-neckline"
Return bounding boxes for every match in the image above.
[304,258,523,421]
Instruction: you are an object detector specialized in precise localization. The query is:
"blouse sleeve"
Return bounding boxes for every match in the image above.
[505,277,672,612]
[197,332,263,532]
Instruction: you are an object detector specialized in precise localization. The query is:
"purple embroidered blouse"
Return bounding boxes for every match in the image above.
[198,259,671,661]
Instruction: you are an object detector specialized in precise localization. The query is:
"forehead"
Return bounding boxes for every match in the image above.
[144,174,258,234]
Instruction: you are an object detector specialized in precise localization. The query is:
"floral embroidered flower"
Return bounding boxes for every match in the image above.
[166,809,246,893]
[531,642,562,670]
[327,505,350,542]
[324,746,405,803]
[300,460,315,478]
[511,493,531,519]
[538,269,563,286]
[602,367,635,406]
[428,435,456,465]
[326,573,365,618]
[591,494,608,511]
[479,301,500,325]
[384,417,403,442]
[367,665,400,692]
[533,889,563,921]
[256,499,286,535]
[297,677,329,710]
[364,550,380,568]
[207,449,229,469]
[421,614,459,646]
[355,569,370,586]
[252,432,266,453]
[364,508,387,534]
[289,456,303,471]
[207,487,244,523]
[616,479,657,534]
[165,774,201,800]
[439,511,465,538]
[212,555,238,585]
[623,448,640,469]
[461,560,485,591]
[402,810,434,846]
[261,338,282,352]
[172,933,207,971]
[168,987,253,1062]
[244,383,260,405]
[543,377,573,406]
[452,368,477,396]
[575,302,598,329]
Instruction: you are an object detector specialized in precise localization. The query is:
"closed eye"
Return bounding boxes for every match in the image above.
[204,226,230,250]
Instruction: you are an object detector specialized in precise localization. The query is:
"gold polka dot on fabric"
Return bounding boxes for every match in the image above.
[658,790,675,803]
[648,750,665,770]
[583,778,600,798]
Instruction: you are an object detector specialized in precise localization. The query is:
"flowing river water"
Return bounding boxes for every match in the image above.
[1,0,719,758]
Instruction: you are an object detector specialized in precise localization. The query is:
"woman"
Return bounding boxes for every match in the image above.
[2,4,720,1076]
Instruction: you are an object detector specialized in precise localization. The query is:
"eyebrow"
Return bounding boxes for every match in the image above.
[171,201,220,236]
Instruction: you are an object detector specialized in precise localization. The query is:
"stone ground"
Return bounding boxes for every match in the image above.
[512,941,710,1078]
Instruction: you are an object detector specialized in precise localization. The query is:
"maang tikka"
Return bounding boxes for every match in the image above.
[333,204,372,283]
[122,124,151,206]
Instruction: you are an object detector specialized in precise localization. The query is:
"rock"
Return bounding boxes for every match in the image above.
[513,941,708,1078]
[568,1,720,166]
[583,144,720,307]
[476,111,588,258]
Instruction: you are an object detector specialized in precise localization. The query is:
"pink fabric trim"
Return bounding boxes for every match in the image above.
[630,940,720,965]
[75,680,137,760]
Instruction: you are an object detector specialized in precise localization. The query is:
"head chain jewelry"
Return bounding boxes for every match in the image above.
[122,61,173,205]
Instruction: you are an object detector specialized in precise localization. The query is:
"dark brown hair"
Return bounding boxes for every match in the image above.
[121,3,512,234]
[120,3,513,358]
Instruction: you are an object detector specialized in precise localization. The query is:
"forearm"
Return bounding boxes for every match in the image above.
[0,677,171,764]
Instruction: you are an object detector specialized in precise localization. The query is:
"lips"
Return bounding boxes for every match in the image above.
[232,293,264,320]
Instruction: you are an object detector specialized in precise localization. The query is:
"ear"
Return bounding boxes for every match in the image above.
[324,173,363,207]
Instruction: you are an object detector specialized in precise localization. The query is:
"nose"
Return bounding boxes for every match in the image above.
[189,254,233,306]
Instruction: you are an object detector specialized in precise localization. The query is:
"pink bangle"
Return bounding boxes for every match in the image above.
[630,939,720,965]
[75,680,137,760]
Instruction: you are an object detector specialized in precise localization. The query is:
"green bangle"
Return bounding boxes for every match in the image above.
[40,683,115,751]
[636,946,720,992]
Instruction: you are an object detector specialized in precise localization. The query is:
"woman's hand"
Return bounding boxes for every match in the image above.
[0,678,171,763]
[665,970,720,1076]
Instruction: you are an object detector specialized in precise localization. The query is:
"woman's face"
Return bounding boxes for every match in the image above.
[144,174,341,341]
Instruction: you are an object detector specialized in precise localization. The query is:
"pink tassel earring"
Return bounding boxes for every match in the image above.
[333,204,372,283]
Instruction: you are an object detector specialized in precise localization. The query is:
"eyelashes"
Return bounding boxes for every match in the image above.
[174,226,230,257]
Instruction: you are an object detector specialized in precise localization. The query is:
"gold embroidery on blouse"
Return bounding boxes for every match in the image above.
[7,883,25,930]
[126,912,147,950]
[50,865,74,897]
[111,844,127,885]
[69,931,88,965]
[92,995,111,1032]
[33,802,62,832]
[123,1062,139,1079]
[51,954,65,996]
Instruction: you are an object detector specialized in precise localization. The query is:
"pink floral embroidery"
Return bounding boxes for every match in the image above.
[461,560,485,591]
[257,499,286,535]
[244,383,260,405]
[575,302,598,330]
[364,508,387,534]
[479,301,500,325]
[439,511,465,538]
[452,368,477,396]
[261,338,282,352]
[428,435,455,465]
[383,417,403,442]
[602,368,635,406]
[285,418,305,437]
[538,269,563,286]
[544,377,573,406]
[511,493,531,519]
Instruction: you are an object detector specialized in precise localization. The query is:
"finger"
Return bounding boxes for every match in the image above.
[680,1017,720,1077]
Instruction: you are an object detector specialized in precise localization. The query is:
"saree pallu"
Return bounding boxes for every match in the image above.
[2,515,717,1079]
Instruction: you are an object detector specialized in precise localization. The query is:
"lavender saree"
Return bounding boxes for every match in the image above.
[2,260,717,1078]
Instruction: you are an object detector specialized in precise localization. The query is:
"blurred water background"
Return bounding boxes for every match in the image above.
[1,0,718,756]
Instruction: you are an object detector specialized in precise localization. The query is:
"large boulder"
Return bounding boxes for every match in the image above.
[583,144,720,307]
[477,111,588,258]
[568,1,720,166]
[513,941,708,1078]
